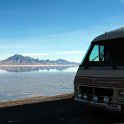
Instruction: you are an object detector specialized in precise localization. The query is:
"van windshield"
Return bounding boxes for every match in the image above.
[82,38,124,66]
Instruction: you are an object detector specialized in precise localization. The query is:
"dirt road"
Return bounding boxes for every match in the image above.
[0,94,123,124]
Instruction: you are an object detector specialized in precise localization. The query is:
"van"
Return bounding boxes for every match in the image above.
[74,28,124,112]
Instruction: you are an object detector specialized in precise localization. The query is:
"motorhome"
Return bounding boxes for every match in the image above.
[74,28,124,112]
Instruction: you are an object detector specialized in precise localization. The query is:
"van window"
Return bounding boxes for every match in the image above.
[89,45,104,62]
[82,38,124,66]
[89,45,99,61]
[105,40,124,65]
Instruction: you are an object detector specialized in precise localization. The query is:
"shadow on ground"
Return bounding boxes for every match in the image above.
[0,98,124,124]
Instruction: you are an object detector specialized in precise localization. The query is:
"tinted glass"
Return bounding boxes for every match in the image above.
[89,45,99,61]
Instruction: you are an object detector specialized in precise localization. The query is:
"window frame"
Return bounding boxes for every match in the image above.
[81,42,105,66]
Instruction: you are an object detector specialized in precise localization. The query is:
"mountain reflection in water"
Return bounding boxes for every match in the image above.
[0,66,78,72]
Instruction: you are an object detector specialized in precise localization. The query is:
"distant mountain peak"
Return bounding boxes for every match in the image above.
[10,54,23,58]
[8,54,24,60]
[0,54,79,65]
[13,54,22,56]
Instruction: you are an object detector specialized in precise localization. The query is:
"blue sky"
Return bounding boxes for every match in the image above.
[0,0,124,62]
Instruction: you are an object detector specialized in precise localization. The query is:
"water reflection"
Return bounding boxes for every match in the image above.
[0,66,78,72]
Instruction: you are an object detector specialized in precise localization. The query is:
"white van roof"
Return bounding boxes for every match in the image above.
[93,27,124,42]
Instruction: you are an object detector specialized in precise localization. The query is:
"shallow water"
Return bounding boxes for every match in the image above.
[0,66,78,101]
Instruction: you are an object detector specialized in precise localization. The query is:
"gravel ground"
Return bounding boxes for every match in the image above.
[0,94,123,124]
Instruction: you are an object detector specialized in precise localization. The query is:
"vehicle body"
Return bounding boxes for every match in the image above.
[74,28,124,112]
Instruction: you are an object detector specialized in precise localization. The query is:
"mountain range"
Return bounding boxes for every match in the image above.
[0,54,79,65]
